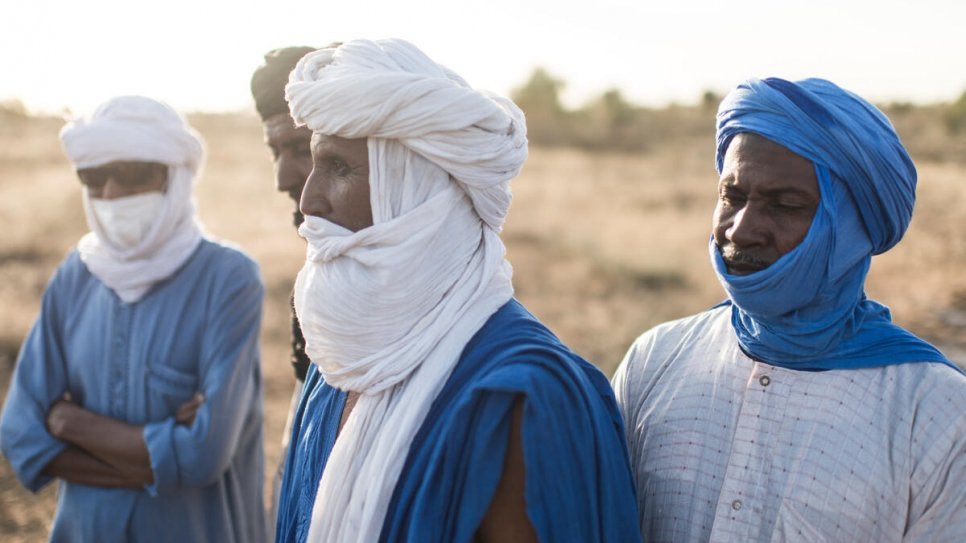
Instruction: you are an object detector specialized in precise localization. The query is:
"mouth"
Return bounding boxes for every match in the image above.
[720,247,770,275]
[724,259,767,275]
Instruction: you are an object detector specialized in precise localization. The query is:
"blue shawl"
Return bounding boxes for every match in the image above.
[712,77,952,371]
[275,299,641,542]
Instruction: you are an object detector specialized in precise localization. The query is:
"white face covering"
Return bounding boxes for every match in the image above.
[285,40,527,542]
[89,191,166,251]
[61,95,206,304]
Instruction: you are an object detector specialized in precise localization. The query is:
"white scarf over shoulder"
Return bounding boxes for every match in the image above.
[286,39,528,542]
[60,96,205,303]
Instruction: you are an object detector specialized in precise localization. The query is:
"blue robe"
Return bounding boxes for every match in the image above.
[0,240,266,542]
[276,299,641,543]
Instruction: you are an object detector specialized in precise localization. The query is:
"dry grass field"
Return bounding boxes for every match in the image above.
[1,110,964,540]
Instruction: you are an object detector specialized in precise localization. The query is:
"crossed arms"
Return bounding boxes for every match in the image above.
[42,393,203,488]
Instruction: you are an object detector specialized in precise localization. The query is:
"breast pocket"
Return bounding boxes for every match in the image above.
[146,363,199,419]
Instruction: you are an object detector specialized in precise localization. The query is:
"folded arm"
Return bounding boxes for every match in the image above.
[43,446,145,488]
[44,394,204,486]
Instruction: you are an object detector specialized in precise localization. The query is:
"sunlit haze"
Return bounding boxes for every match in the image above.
[3,0,965,115]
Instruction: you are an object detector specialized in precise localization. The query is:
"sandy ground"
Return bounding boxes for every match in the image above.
[1,113,963,540]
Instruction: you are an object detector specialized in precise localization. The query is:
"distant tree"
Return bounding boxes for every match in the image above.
[512,68,569,144]
[580,88,645,150]
[512,68,565,115]
[700,90,721,111]
[598,88,635,128]
[944,89,966,134]
[0,99,27,118]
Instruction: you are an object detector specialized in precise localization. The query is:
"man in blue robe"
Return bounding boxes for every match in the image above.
[613,78,966,541]
[275,39,641,542]
[251,45,317,529]
[0,95,267,542]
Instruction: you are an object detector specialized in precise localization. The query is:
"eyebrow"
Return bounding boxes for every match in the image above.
[756,186,818,199]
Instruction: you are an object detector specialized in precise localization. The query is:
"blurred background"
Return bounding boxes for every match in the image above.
[2,0,966,539]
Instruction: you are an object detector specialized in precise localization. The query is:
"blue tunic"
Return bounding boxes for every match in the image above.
[276,299,641,543]
[0,240,266,542]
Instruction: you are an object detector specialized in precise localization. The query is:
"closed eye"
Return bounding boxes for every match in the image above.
[719,185,745,206]
[330,159,350,177]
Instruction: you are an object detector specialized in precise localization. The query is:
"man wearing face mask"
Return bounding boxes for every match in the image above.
[0,95,267,542]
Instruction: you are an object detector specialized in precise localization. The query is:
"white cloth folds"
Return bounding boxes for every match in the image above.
[287,39,526,542]
[60,96,205,303]
[286,38,527,232]
[89,191,166,251]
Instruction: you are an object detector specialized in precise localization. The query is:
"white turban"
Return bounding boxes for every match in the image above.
[60,95,205,303]
[286,39,525,542]
[285,38,527,231]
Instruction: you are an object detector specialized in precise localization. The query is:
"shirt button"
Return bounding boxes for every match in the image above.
[732,499,743,511]
[759,375,771,387]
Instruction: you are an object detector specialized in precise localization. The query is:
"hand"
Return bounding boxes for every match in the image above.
[46,395,79,439]
[175,393,204,427]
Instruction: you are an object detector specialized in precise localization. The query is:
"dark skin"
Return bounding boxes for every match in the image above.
[300,133,374,231]
[44,394,202,487]
[713,133,821,275]
[42,167,203,487]
[263,113,314,226]
[80,161,168,200]
[303,134,537,542]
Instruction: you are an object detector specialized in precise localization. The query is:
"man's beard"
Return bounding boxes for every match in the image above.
[293,209,305,228]
[719,244,770,274]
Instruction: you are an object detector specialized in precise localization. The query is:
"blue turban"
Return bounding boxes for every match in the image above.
[712,77,953,371]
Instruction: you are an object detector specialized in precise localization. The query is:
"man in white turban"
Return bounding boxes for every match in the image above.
[273,39,641,543]
[0,95,267,542]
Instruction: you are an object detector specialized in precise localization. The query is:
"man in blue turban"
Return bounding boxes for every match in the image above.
[613,77,966,541]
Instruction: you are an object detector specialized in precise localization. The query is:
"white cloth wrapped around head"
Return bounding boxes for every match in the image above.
[59,95,205,303]
[61,95,204,172]
[285,39,524,542]
[286,38,528,231]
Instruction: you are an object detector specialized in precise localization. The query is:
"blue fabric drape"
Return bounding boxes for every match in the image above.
[712,77,953,371]
[275,300,641,543]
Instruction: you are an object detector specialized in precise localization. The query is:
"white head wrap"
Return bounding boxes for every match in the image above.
[286,39,527,542]
[60,96,205,303]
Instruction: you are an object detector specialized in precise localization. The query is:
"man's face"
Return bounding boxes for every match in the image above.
[301,133,373,232]
[76,161,168,199]
[713,133,820,275]
[263,113,314,225]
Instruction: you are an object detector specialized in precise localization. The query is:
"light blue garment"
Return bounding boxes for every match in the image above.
[712,77,952,371]
[275,299,641,543]
[0,240,267,542]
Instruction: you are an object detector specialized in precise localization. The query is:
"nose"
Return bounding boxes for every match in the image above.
[97,178,126,200]
[726,205,768,248]
[275,154,310,195]
[299,169,328,218]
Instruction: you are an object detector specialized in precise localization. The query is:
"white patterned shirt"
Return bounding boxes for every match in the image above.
[612,306,966,543]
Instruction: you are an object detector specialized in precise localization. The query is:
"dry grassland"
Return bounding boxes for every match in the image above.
[1,112,963,539]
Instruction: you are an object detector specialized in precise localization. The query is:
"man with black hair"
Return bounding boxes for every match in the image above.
[251,45,318,381]
[251,45,325,531]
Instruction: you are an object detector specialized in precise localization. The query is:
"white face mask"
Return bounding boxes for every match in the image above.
[90,191,166,250]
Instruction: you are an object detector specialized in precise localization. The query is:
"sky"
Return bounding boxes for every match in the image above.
[2,0,965,116]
